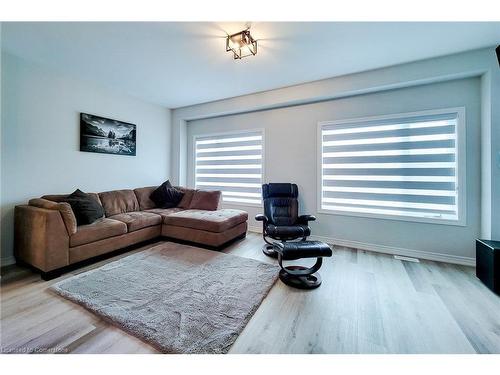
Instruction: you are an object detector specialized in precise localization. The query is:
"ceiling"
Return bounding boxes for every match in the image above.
[2,22,500,108]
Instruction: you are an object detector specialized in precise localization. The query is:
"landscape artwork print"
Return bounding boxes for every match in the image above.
[80,113,136,156]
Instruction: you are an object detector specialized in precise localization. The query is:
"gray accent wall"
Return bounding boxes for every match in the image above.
[0,52,171,264]
[187,78,481,262]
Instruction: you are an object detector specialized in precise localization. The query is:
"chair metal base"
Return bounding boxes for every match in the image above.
[279,266,322,289]
[262,243,278,258]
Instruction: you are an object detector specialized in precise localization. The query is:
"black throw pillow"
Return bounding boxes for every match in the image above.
[150,180,184,208]
[149,180,172,207]
[162,185,185,208]
[64,189,104,225]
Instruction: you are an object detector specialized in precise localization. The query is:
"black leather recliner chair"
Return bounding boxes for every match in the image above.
[255,183,316,257]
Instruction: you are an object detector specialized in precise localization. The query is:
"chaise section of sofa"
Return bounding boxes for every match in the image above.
[162,209,248,247]
[14,184,248,279]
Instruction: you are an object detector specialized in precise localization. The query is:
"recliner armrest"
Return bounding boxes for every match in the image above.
[255,214,268,223]
[298,214,316,224]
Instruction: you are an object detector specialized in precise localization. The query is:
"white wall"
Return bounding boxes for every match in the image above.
[0,52,171,264]
[187,78,481,264]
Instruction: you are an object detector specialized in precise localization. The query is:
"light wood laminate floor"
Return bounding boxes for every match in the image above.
[1,232,499,354]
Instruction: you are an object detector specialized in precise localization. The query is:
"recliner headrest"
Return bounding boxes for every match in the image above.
[262,183,298,199]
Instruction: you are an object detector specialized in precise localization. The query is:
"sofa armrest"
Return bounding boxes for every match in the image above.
[29,198,77,235]
[15,205,70,272]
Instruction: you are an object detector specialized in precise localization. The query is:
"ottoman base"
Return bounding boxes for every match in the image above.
[279,266,322,289]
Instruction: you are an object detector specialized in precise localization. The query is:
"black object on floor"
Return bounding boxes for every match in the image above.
[255,183,316,258]
[476,239,500,295]
[273,240,332,289]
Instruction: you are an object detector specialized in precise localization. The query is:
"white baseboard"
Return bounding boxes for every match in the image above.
[247,226,475,266]
[1,256,16,267]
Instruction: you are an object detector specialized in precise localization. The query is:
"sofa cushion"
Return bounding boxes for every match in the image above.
[69,226,161,264]
[174,187,196,208]
[162,209,248,233]
[188,190,221,211]
[70,218,127,247]
[145,207,184,218]
[134,186,158,210]
[108,211,162,232]
[99,189,140,217]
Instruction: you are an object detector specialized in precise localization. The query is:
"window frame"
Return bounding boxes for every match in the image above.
[317,107,467,226]
[192,128,265,208]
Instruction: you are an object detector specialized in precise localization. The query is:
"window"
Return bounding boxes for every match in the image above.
[318,108,466,225]
[194,129,264,205]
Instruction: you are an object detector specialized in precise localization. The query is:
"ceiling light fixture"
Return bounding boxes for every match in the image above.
[226,29,257,60]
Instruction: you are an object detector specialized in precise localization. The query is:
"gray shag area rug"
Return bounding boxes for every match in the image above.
[51,242,279,354]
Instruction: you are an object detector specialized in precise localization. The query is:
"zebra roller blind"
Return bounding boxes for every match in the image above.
[319,109,465,223]
[195,130,263,205]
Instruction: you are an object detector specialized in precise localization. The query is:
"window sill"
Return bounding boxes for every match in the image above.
[317,208,466,227]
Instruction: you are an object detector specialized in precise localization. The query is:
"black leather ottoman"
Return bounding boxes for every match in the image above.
[273,240,333,289]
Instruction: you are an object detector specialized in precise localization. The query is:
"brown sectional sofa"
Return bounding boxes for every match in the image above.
[14,186,248,279]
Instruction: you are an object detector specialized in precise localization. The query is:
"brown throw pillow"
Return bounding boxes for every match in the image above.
[188,190,221,211]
